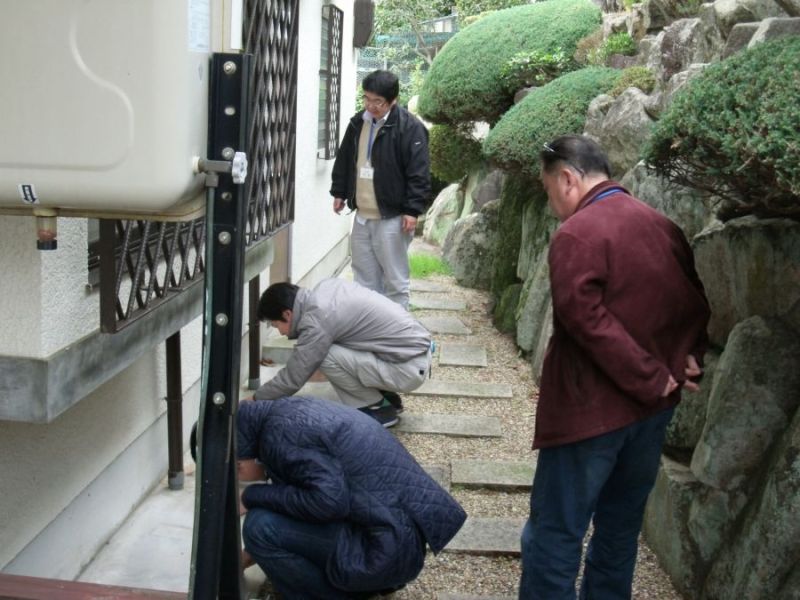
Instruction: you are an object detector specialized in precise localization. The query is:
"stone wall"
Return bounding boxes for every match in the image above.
[423,0,800,595]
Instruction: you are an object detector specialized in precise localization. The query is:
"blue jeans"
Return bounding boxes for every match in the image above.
[519,408,673,600]
[242,508,351,600]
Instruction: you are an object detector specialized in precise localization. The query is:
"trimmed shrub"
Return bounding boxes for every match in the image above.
[429,123,484,183]
[574,28,604,65]
[455,0,529,24]
[499,49,576,94]
[418,0,602,125]
[609,66,656,97]
[484,67,621,179]
[643,36,800,219]
[602,32,637,57]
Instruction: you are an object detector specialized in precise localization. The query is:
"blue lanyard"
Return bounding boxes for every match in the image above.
[587,186,625,205]
[366,120,378,163]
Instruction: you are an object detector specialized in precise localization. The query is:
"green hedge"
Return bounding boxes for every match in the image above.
[643,37,800,219]
[429,123,484,183]
[483,67,621,179]
[417,0,601,125]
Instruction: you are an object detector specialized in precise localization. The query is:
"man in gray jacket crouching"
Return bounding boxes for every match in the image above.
[253,278,432,427]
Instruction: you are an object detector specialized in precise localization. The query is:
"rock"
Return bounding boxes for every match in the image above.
[514,87,536,104]
[774,0,800,15]
[493,283,523,333]
[747,16,800,46]
[642,456,709,598]
[647,18,717,83]
[712,0,787,37]
[517,192,556,281]
[442,200,500,290]
[665,351,720,452]
[692,217,800,346]
[471,169,505,212]
[628,4,649,39]
[620,160,715,239]
[686,484,748,563]
[423,183,465,247]
[659,62,709,116]
[584,94,615,138]
[721,21,760,57]
[690,316,800,491]
[703,406,800,598]
[516,255,551,357]
[603,11,630,37]
[584,88,656,178]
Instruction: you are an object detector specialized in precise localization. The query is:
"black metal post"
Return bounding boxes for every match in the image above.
[189,52,251,600]
[248,276,261,391]
[166,331,184,490]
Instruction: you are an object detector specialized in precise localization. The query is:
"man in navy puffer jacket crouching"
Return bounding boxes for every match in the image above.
[236,397,466,599]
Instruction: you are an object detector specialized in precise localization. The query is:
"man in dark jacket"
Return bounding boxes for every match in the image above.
[519,136,710,599]
[330,70,431,310]
[236,397,466,600]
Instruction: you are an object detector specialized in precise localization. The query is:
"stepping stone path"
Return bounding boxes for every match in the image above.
[420,316,472,335]
[439,596,515,600]
[394,413,503,438]
[451,460,534,491]
[439,343,488,367]
[411,296,468,311]
[411,379,513,399]
[445,517,527,556]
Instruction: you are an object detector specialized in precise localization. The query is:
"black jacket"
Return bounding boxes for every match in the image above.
[330,105,431,218]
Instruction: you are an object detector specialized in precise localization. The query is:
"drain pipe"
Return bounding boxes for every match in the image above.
[166,331,184,490]
[34,207,58,250]
[248,276,261,391]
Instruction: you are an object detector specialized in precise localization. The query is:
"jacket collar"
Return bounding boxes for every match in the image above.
[575,180,629,213]
[350,104,400,129]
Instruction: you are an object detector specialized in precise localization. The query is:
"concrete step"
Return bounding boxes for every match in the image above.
[410,280,450,293]
[411,380,513,399]
[445,517,525,556]
[260,336,295,365]
[451,460,534,491]
[411,296,467,311]
[439,343,488,368]
[394,413,502,438]
[420,316,472,336]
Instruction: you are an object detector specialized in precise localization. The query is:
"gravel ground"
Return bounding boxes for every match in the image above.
[381,248,683,599]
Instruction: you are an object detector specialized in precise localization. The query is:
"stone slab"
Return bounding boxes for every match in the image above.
[422,463,451,491]
[439,344,488,367]
[411,296,467,311]
[411,280,450,293]
[438,595,515,600]
[260,336,295,365]
[444,517,526,556]
[419,316,472,336]
[394,413,502,437]
[410,380,513,399]
[451,460,534,491]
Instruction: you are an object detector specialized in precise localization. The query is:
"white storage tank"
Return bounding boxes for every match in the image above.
[0,0,220,218]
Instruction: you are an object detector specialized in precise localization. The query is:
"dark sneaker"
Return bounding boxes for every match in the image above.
[379,390,404,413]
[358,400,399,428]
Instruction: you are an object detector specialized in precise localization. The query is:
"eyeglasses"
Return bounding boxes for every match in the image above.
[542,142,585,176]
[361,94,387,108]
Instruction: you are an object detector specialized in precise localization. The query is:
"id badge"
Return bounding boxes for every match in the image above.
[359,166,374,180]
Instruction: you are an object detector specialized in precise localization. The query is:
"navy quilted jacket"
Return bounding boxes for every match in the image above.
[237,397,467,593]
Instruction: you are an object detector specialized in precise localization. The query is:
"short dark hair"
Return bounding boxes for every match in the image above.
[362,70,400,103]
[257,282,298,322]
[540,135,611,178]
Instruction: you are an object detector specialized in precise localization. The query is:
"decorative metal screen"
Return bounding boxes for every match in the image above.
[243,0,299,243]
[95,0,299,333]
[318,4,343,160]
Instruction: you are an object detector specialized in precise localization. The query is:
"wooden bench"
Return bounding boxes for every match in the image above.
[0,574,185,600]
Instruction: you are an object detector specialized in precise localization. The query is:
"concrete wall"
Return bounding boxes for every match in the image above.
[292,0,355,284]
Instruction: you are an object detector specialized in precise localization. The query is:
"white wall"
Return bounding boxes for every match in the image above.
[291,0,356,284]
[0,217,98,359]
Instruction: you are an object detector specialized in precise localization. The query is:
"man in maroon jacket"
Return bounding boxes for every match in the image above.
[519,135,710,599]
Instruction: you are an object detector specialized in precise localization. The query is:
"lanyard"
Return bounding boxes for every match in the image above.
[366,120,378,164]
[587,186,625,206]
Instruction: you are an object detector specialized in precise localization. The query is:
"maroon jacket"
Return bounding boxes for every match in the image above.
[533,181,710,449]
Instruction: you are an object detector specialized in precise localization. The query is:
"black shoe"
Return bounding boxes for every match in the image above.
[379,390,404,413]
[358,400,399,428]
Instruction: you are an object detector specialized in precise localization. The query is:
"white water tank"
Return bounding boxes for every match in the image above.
[0,0,219,217]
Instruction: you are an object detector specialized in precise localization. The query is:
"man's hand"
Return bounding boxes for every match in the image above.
[241,549,255,571]
[683,355,703,392]
[402,214,417,234]
[333,197,346,214]
[661,375,679,397]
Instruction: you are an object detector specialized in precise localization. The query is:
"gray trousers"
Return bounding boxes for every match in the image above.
[350,215,413,309]
[319,344,430,408]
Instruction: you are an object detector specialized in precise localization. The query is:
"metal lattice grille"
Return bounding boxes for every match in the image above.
[98,219,205,331]
[244,0,299,243]
[318,5,343,160]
